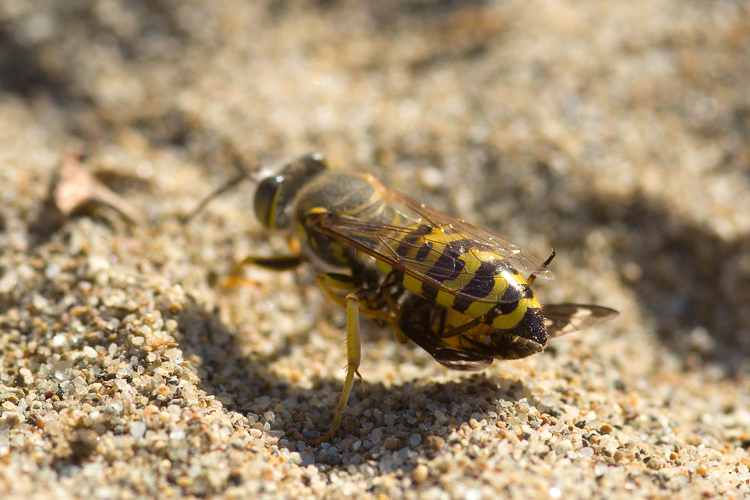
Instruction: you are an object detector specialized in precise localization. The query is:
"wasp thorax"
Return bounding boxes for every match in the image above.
[293,173,397,269]
[253,154,328,230]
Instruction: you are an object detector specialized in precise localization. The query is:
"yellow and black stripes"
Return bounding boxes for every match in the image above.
[375,223,545,335]
[397,294,548,371]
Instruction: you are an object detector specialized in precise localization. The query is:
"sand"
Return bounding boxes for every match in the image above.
[1,1,749,498]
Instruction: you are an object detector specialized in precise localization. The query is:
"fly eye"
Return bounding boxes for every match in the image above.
[254,175,286,229]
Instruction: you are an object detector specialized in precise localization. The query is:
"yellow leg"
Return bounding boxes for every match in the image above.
[226,255,396,442]
[316,273,357,309]
[377,274,409,343]
[316,273,394,322]
[314,291,363,443]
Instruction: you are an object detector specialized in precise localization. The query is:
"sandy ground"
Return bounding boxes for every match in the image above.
[1,1,749,499]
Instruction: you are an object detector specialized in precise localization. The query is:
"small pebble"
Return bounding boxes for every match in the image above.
[413,464,429,485]
[384,437,400,451]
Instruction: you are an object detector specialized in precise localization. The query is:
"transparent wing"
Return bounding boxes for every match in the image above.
[543,304,619,338]
[382,186,554,280]
[420,346,494,372]
[307,180,554,304]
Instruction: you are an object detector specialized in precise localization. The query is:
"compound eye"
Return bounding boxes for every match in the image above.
[253,154,327,230]
[254,175,286,229]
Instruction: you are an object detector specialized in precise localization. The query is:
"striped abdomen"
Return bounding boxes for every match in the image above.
[378,223,544,335]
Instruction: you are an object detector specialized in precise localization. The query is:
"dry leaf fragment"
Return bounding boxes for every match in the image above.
[53,155,143,225]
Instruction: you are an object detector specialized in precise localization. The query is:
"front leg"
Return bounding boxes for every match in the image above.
[222,254,305,287]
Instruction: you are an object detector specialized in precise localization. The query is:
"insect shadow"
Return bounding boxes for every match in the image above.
[174,296,533,464]
[572,190,750,372]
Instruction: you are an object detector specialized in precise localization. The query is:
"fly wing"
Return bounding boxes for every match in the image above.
[543,304,619,338]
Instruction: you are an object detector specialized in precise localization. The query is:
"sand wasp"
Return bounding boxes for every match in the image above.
[188,153,618,441]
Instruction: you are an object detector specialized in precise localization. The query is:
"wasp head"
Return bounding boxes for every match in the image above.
[253,153,328,230]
